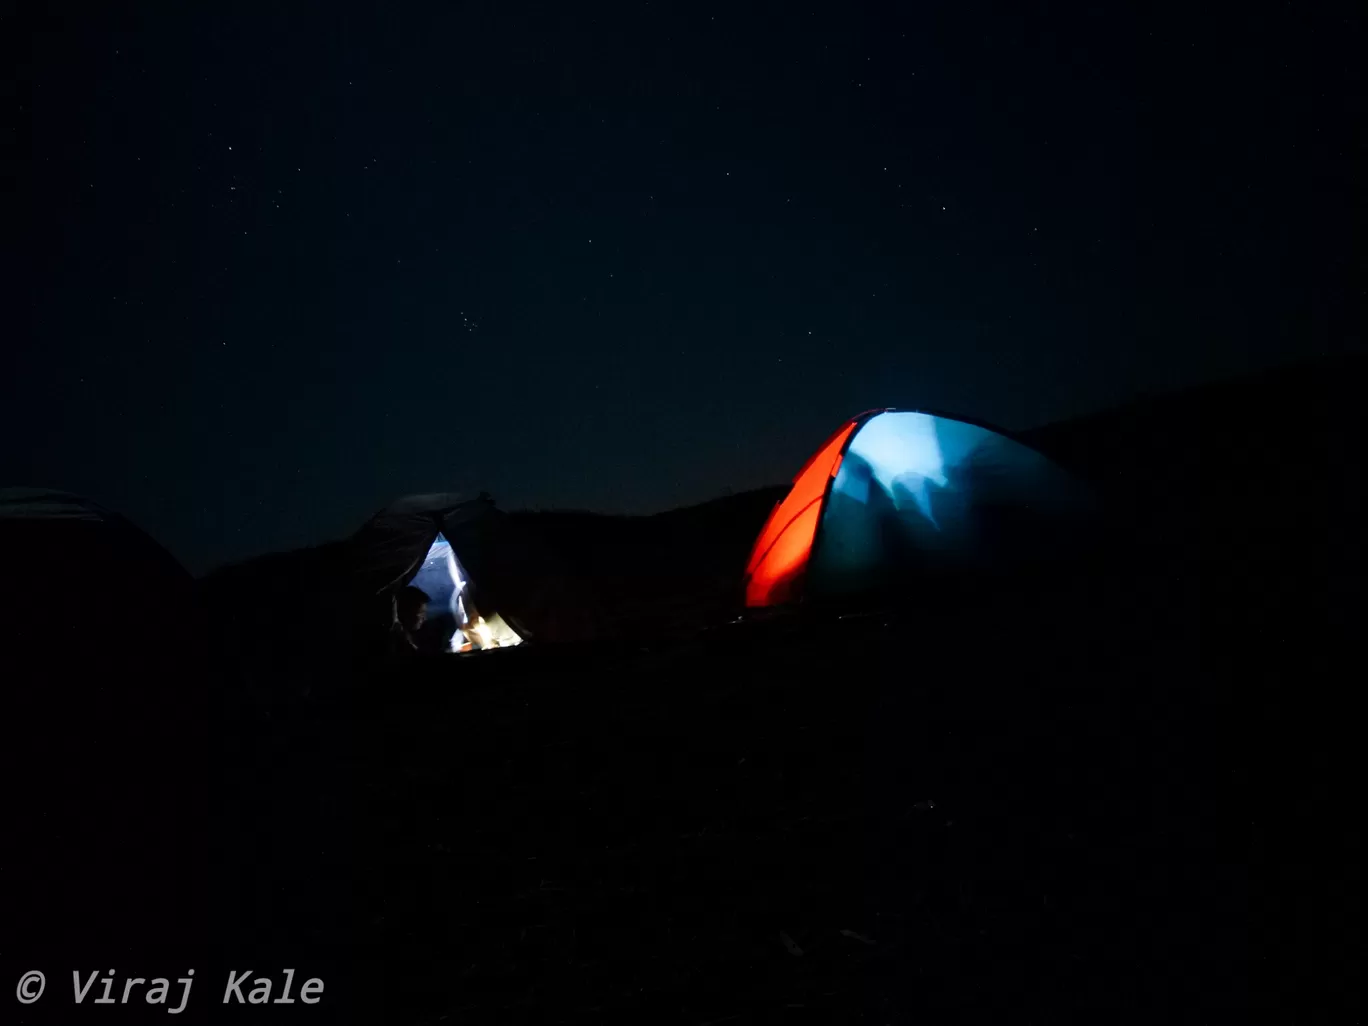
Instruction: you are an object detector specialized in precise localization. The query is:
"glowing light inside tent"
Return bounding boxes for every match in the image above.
[410,534,472,627]
[445,543,469,625]
[743,407,1097,608]
[842,412,948,524]
[745,498,824,606]
[482,613,523,648]
[450,615,520,652]
[411,533,523,653]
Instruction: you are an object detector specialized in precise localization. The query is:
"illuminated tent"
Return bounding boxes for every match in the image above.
[324,491,605,650]
[742,410,1096,608]
[199,491,605,681]
[351,493,527,652]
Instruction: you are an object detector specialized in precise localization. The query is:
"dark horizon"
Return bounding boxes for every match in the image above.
[15,347,1355,579]
[6,2,1360,575]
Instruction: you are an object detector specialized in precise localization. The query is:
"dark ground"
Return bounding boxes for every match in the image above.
[207,591,1236,1025]
[4,354,1361,1023]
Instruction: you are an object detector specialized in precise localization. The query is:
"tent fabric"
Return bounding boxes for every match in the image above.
[435,505,608,645]
[348,492,580,645]
[0,487,192,577]
[0,487,114,522]
[348,491,496,597]
[742,410,1097,608]
[409,533,477,633]
[744,420,858,607]
[198,491,607,666]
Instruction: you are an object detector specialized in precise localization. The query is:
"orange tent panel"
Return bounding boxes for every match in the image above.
[743,420,856,606]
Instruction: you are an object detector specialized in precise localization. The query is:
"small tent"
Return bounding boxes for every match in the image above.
[742,409,1097,608]
[350,492,609,648]
[349,492,528,652]
[200,491,605,676]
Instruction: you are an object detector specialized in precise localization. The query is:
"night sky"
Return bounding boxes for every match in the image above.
[6,2,1361,573]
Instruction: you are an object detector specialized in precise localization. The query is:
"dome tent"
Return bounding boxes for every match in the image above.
[742,409,1098,608]
[0,486,200,659]
[0,487,209,949]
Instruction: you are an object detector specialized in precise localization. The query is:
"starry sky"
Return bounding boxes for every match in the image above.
[5,2,1361,573]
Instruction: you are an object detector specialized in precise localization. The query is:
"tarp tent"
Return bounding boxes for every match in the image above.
[350,491,614,649]
[742,410,1097,608]
[351,492,529,652]
[199,492,605,681]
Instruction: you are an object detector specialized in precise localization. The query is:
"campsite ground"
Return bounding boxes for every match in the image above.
[207,592,1254,1025]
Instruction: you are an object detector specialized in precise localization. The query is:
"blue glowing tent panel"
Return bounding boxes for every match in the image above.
[408,533,473,627]
[746,410,1096,606]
